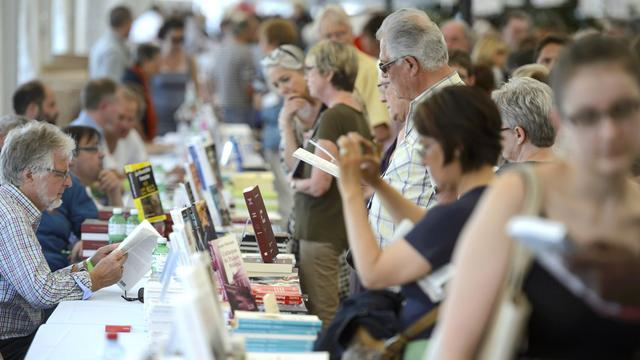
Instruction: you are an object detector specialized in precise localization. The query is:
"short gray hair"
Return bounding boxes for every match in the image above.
[0,122,75,186]
[0,114,32,139]
[442,19,476,48]
[492,77,555,147]
[316,5,352,31]
[376,8,448,70]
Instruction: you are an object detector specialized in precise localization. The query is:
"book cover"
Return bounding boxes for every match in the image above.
[180,207,202,253]
[194,200,217,243]
[292,148,339,178]
[80,219,108,233]
[208,234,258,312]
[209,185,232,226]
[124,161,166,223]
[243,185,279,263]
[204,142,224,189]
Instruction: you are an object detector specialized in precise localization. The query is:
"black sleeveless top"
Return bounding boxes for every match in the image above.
[520,261,640,358]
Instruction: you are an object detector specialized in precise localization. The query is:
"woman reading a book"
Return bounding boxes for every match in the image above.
[432,36,640,358]
[335,85,501,346]
[289,40,372,327]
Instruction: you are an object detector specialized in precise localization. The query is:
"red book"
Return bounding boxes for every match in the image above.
[80,219,108,233]
[243,185,278,263]
[83,240,109,250]
[251,284,301,297]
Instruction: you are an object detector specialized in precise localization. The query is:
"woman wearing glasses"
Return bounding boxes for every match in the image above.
[289,40,371,327]
[334,86,500,352]
[432,36,640,358]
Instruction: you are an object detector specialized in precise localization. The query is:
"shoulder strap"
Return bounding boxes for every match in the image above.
[381,307,439,359]
[507,164,542,292]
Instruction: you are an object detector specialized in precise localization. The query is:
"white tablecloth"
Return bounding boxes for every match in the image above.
[26,282,148,360]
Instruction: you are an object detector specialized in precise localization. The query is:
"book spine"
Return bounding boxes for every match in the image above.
[82,239,109,249]
[243,186,278,263]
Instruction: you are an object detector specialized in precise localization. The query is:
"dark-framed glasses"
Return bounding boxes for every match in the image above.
[76,146,99,153]
[378,56,407,74]
[566,98,640,127]
[47,167,71,180]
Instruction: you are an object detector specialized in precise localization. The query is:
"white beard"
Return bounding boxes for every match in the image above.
[36,183,63,211]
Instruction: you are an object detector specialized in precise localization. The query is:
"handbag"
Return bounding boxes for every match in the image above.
[477,165,541,360]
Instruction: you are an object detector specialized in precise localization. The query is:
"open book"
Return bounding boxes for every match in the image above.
[293,148,339,178]
[116,220,161,291]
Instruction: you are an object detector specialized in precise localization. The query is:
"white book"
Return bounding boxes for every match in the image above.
[292,148,339,178]
[116,220,161,291]
[81,233,109,241]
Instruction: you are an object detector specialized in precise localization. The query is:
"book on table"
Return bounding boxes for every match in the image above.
[243,185,279,263]
[208,234,258,312]
[124,161,166,223]
[116,220,162,291]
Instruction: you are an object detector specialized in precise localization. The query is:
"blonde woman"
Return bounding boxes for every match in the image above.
[472,34,509,86]
[291,40,372,326]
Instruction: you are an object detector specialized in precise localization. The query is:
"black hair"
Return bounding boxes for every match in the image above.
[12,80,45,115]
[110,5,132,28]
[158,17,185,40]
[135,43,161,65]
[413,85,502,172]
[551,34,640,115]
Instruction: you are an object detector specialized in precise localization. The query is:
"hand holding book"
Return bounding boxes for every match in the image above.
[336,132,382,193]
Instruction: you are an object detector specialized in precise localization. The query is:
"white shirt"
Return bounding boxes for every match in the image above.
[111,130,148,171]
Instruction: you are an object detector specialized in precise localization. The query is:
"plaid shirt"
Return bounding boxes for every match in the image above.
[0,184,92,339]
[368,72,465,248]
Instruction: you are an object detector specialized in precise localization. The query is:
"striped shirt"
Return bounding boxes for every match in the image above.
[0,184,92,339]
[368,72,465,248]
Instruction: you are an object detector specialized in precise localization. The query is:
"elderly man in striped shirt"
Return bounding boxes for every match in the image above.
[0,122,126,359]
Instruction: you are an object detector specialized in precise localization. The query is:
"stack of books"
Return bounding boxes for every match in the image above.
[80,219,109,259]
[243,253,296,278]
[233,311,322,353]
[251,283,302,306]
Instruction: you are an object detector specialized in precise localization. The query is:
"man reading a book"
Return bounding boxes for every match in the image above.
[0,122,127,359]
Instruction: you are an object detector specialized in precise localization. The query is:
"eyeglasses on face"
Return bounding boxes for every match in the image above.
[76,146,99,153]
[566,98,640,127]
[46,167,71,180]
[378,56,408,74]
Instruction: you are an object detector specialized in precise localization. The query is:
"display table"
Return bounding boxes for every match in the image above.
[26,281,328,360]
[26,283,149,360]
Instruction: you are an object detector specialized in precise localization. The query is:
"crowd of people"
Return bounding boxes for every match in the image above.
[1,2,640,359]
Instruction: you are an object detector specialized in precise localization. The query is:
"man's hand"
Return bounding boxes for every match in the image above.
[90,243,119,266]
[98,169,123,206]
[90,250,128,291]
[70,241,83,263]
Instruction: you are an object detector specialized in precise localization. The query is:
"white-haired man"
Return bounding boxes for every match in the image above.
[316,5,392,145]
[369,8,465,249]
[492,76,556,165]
[0,122,126,359]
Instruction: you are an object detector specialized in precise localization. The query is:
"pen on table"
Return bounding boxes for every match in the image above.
[308,139,337,163]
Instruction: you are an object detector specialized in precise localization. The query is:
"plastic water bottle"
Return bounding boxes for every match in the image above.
[102,332,124,360]
[151,237,169,276]
[125,208,140,236]
[230,136,243,171]
[108,208,126,244]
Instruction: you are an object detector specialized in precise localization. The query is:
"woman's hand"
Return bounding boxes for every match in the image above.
[279,95,311,129]
[337,133,382,195]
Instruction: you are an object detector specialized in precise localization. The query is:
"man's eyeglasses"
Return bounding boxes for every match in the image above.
[378,56,408,74]
[566,98,640,127]
[76,146,99,153]
[500,127,513,132]
[47,167,71,180]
